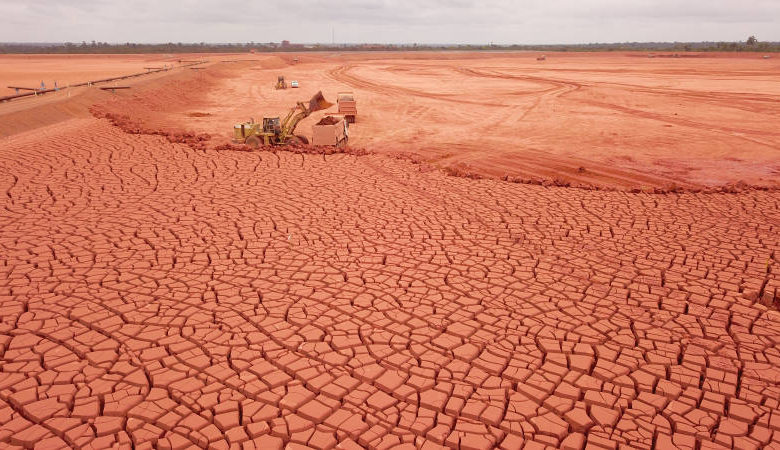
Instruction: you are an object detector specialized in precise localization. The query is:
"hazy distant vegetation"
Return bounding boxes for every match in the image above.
[1,38,778,54]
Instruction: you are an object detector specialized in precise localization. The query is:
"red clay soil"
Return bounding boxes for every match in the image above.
[0,54,205,96]
[0,113,779,449]
[73,51,780,190]
[0,53,230,139]
[0,52,779,449]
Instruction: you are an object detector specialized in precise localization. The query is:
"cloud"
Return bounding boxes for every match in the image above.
[1,0,778,43]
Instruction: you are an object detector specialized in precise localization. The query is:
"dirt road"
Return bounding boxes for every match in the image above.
[0,54,193,95]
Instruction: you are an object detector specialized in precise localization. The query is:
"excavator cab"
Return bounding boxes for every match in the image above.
[263,117,281,134]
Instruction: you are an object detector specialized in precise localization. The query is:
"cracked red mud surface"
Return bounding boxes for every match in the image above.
[1,115,779,449]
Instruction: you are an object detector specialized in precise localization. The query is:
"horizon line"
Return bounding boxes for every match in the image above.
[2,39,778,46]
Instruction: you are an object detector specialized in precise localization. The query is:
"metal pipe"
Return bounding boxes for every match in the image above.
[1,60,207,103]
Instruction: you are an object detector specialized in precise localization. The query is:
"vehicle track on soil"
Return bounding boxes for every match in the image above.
[328,65,509,107]
[457,67,780,149]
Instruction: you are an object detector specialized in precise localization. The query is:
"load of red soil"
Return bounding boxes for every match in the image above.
[316,115,341,125]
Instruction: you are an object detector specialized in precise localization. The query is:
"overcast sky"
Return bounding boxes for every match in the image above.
[2,0,779,44]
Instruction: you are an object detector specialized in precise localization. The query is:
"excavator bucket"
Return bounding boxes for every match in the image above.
[308,91,333,113]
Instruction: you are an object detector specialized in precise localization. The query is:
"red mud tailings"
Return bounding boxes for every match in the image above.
[0,115,778,448]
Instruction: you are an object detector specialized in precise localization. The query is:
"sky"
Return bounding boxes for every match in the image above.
[1,0,779,45]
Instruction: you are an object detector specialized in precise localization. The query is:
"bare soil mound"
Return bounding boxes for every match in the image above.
[0,89,100,138]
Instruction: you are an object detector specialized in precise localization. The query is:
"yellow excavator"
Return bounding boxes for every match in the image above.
[233,91,333,147]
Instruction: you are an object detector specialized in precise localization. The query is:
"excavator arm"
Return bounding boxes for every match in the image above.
[280,102,309,141]
[279,91,334,142]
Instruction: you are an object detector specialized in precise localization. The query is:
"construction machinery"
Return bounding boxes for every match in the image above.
[337,92,357,123]
[233,91,333,148]
[275,76,287,89]
[312,115,348,147]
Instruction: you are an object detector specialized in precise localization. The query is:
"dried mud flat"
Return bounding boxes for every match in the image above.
[0,53,779,450]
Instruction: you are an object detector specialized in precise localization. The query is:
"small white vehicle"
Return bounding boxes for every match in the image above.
[290,80,299,88]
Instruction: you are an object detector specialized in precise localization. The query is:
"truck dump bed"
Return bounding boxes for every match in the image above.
[337,92,357,123]
[312,116,348,146]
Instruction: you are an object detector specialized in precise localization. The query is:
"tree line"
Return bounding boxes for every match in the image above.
[1,38,777,54]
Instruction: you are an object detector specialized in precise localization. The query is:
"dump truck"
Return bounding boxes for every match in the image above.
[337,92,357,123]
[275,76,287,89]
[312,116,348,147]
[233,91,333,147]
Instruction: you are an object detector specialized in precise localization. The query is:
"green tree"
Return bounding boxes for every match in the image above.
[747,36,758,45]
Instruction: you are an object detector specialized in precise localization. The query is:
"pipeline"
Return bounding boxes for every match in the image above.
[0,60,207,103]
